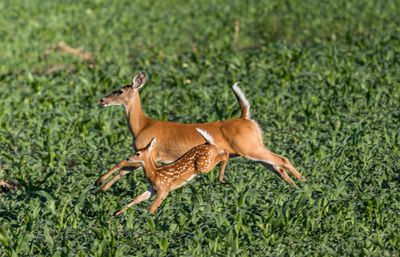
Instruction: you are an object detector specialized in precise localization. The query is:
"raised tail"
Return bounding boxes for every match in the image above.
[232,82,251,119]
[196,128,216,146]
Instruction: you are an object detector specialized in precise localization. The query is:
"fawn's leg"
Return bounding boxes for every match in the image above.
[95,159,140,188]
[101,168,138,191]
[149,191,169,213]
[114,187,155,216]
[196,150,230,184]
[217,150,231,184]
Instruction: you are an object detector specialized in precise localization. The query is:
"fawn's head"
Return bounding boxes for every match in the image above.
[99,71,146,106]
[126,138,157,165]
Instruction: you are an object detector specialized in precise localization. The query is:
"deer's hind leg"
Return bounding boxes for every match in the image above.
[216,150,231,184]
[224,120,305,186]
[268,151,306,181]
[195,150,231,184]
[239,143,306,187]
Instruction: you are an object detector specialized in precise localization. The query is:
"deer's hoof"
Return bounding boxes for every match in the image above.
[94,178,103,187]
[219,179,231,185]
[113,210,122,217]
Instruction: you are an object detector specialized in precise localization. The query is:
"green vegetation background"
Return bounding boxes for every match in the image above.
[0,0,399,255]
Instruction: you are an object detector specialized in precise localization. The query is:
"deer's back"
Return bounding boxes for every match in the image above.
[134,118,261,162]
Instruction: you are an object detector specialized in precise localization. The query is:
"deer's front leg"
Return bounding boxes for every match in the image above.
[101,167,139,191]
[149,191,169,213]
[114,187,155,216]
[95,159,140,188]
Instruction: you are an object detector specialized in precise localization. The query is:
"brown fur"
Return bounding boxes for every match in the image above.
[95,72,306,191]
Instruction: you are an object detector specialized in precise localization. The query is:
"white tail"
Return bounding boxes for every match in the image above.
[232,82,250,119]
[196,128,216,146]
[114,132,230,216]
[95,72,306,191]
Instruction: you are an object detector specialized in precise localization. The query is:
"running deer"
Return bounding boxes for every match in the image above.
[114,128,229,215]
[95,72,306,190]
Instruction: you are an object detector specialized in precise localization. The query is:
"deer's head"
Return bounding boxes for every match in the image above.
[126,138,157,165]
[99,71,146,107]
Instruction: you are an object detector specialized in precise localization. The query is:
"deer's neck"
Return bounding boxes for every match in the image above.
[141,157,158,182]
[125,92,150,136]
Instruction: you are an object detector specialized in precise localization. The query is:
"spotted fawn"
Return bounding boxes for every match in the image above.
[114,128,230,216]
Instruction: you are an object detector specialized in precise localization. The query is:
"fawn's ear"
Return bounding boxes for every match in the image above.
[132,71,146,89]
[146,137,157,153]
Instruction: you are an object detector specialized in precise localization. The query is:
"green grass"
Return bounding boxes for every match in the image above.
[1,0,400,256]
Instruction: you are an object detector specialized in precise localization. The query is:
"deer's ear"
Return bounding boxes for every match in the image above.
[132,71,146,89]
[146,137,157,153]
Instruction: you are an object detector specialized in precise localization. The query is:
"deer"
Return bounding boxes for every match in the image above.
[95,71,306,191]
[114,128,230,215]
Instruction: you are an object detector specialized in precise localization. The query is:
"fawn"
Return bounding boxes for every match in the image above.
[95,72,306,190]
[114,128,230,215]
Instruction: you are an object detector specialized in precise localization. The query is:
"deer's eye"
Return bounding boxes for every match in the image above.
[136,152,141,157]
[116,90,123,95]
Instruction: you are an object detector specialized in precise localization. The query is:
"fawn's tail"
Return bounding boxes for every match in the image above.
[196,128,216,146]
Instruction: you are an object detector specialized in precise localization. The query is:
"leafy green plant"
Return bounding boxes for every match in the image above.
[0,0,399,256]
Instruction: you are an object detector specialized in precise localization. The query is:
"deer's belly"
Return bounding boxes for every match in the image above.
[170,174,196,191]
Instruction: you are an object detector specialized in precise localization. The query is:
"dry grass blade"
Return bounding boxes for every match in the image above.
[0,179,19,192]
[52,42,92,62]
[43,41,94,68]
[233,19,239,50]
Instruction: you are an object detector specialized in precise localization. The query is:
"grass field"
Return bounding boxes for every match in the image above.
[1,0,400,256]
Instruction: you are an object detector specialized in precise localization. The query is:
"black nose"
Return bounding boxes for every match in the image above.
[99,98,105,104]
